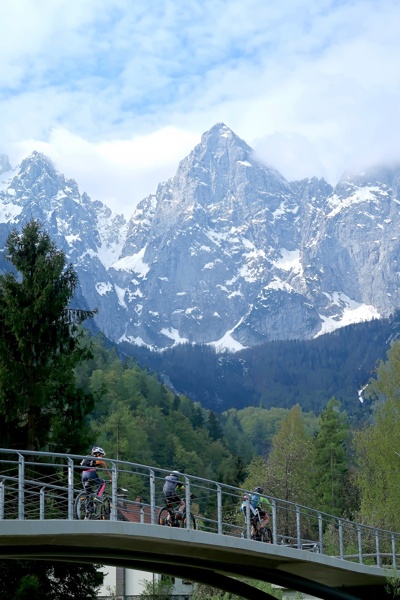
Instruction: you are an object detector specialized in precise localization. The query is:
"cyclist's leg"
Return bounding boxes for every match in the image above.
[162,494,172,523]
[260,511,269,537]
[166,495,181,524]
[177,498,186,520]
[95,476,106,498]
[82,476,94,517]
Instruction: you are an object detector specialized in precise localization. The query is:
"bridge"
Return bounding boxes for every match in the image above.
[0,448,399,600]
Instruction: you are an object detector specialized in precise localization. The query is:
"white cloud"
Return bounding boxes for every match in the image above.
[1,0,400,216]
[13,126,199,215]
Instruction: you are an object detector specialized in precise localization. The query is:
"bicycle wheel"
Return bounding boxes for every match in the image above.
[182,513,197,530]
[158,506,172,526]
[75,493,88,520]
[99,496,111,520]
[261,526,273,544]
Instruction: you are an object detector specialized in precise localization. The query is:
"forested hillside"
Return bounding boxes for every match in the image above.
[121,312,400,418]
[76,334,312,480]
[81,332,400,534]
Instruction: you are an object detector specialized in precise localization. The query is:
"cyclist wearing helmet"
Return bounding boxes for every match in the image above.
[81,446,112,500]
[241,486,271,531]
[163,470,185,504]
[162,470,188,520]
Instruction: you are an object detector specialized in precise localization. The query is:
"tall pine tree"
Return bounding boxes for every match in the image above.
[0,220,102,599]
[0,220,97,452]
[313,397,351,517]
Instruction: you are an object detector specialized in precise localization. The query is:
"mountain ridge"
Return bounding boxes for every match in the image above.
[0,124,399,352]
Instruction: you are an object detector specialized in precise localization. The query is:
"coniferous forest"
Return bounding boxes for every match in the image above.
[1,221,400,599]
[121,312,400,419]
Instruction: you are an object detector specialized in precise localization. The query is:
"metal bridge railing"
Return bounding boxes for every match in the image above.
[0,447,399,570]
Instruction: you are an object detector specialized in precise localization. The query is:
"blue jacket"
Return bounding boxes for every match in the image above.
[241,493,271,512]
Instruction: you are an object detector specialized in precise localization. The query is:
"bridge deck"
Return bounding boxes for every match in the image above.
[0,520,390,600]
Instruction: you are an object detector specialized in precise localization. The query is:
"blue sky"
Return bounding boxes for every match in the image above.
[1,0,400,216]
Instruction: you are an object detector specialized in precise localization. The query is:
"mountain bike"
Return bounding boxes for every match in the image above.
[250,508,273,543]
[158,497,197,529]
[75,483,128,520]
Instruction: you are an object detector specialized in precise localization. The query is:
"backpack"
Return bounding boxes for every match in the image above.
[80,457,97,468]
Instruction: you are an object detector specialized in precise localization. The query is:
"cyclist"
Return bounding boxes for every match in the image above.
[81,446,112,506]
[162,470,186,519]
[241,486,271,534]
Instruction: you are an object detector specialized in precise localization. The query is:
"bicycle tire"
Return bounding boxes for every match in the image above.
[99,496,111,520]
[75,493,88,520]
[182,513,197,530]
[158,506,173,526]
[261,526,273,544]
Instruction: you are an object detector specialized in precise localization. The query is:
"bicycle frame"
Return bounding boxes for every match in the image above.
[167,499,185,523]
[76,483,111,520]
[158,499,196,530]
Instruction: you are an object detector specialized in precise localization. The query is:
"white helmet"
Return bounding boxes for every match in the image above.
[91,446,105,456]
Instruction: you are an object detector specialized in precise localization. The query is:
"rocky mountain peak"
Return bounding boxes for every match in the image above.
[19,150,56,176]
[200,122,252,152]
[0,125,399,352]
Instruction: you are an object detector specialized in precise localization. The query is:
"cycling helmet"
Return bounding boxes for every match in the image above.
[91,446,106,456]
[171,470,180,475]
[254,486,263,494]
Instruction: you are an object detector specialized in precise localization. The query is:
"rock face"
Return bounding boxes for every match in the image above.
[0,125,399,351]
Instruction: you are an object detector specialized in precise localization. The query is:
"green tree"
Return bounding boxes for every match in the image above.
[191,579,283,599]
[0,219,97,452]
[139,575,174,599]
[258,405,315,539]
[207,411,223,441]
[354,340,400,529]
[0,561,103,600]
[265,404,314,506]
[0,221,103,598]
[313,398,352,516]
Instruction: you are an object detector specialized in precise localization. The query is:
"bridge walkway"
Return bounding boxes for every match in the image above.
[0,448,398,600]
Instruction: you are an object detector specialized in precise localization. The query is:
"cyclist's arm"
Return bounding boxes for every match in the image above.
[260,496,272,510]
[96,459,112,480]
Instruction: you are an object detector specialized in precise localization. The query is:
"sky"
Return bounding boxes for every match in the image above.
[1,0,400,217]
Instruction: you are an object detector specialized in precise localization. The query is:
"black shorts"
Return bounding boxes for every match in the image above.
[165,495,181,505]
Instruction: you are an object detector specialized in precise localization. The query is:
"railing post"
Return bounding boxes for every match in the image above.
[318,512,324,554]
[18,453,24,520]
[296,505,301,549]
[40,486,45,520]
[184,477,191,530]
[245,496,251,539]
[111,462,118,521]
[0,481,4,519]
[357,525,363,564]
[149,469,155,525]
[339,519,344,560]
[272,499,277,546]
[67,457,74,521]
[375,529,381,567]
[392,533,397,569]
[217,485,222,535]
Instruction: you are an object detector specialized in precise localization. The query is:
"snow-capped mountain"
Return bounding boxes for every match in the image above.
[0,123,399,352]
